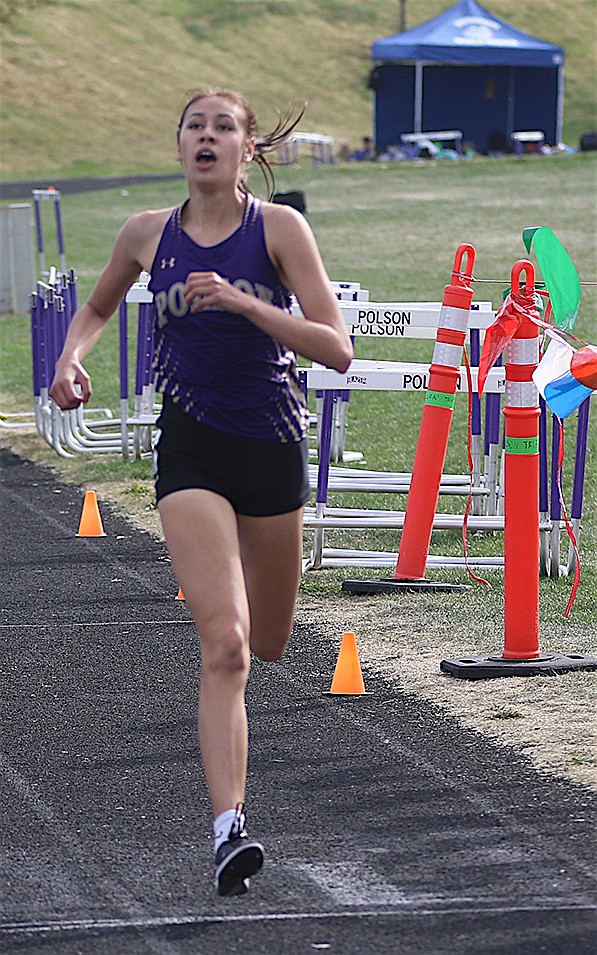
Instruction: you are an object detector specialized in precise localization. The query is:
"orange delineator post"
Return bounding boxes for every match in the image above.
[394,243,475,580]
[440,258,597,678]
[502,261,541,658]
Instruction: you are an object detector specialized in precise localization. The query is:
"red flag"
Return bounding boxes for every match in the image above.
[478,288,539,394]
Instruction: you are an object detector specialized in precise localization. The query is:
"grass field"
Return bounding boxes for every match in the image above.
[0,146,596,786]
[1,154,595,590]
[1,0,596,179]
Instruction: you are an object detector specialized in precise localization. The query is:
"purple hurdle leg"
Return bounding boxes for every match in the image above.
[549,414,563,578]
[469,327,482,514]
[33,193,46,277]
[53,193,67,273]
[306,389,335,570]
[119,300,130,459]
[568,396,591,575]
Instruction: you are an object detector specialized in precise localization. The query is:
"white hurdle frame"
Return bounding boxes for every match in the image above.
[296,298,498,497]
[122,274,159,459]
[301,361,513,573]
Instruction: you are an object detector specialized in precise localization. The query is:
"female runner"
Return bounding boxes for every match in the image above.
[50,88,353,897]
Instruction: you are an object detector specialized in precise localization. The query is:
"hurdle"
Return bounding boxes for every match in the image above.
[39,268,492,471]
[298,296,500,502]
[302,360,511,573]
[301,357,590,579]
[511,131,545,156]
[30,263,591,585]
[278,132,335,166]
[400,130,464,159]
[118,276,498,485]
[116,274,513,572]
[29,189,130,452]
[32,188,66,278]
[30,270,135,456]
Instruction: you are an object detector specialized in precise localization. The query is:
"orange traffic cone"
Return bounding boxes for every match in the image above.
[76,490,106,537]
[175,586,185,600]
[325,631,371,695]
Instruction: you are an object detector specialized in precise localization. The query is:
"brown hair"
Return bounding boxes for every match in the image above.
[177,88,305,199]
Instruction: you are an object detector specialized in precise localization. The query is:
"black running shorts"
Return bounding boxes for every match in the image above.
[153,397,310,516]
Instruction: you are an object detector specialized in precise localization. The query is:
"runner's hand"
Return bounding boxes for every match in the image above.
[184,272,246,314]
[49,359,92,410]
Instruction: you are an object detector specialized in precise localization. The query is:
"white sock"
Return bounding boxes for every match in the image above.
[213,809,237,854]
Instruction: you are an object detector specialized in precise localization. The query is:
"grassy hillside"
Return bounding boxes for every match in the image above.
[1,0,595,179]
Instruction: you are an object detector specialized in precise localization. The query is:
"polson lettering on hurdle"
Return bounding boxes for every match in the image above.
[293,275,500,516]
[305,295,497,489]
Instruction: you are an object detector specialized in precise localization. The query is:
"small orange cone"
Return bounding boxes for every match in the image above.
[325,631,371,695]
[175,586,185,600]
[76,490,106,537]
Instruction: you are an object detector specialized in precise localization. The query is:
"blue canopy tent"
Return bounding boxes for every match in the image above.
[370,0,564,154]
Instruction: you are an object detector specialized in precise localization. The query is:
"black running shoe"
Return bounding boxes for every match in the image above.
[215,803,264,897]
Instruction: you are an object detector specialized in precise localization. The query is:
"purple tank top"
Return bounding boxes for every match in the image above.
[148,195,309,442]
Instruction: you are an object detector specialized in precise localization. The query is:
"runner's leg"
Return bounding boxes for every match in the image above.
[158,488,250,816]
[238,507,304,661]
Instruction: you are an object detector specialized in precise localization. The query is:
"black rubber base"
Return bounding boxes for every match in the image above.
[342,578,471,595]
[440,652,597,680]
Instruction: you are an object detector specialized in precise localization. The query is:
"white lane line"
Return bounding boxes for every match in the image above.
[0,620,192,629]
[1,483,169,598]
[0,756,181,955]
[1,901,594,936]
[296,861,422,906]
[285,689,597,886]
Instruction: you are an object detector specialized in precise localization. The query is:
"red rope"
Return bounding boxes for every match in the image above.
[462,349,490,587]
[554,418,581,618]
[453,285,583,613]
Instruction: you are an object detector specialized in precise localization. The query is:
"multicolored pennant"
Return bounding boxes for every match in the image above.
[532,339,597,418]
